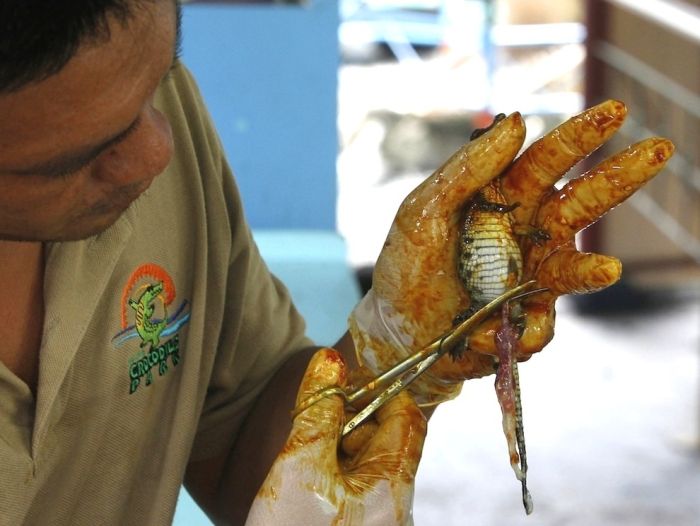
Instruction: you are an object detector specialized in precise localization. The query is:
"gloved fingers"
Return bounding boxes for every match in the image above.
[341,419,378,459]
[459,248,620,359]
[288,348,347,460]
[467,300,555,358]
[537,247,622,296]
[537,137,674,243]
[345,391,427,487]
[392,112,525,241]
[502,99,627,226]
[525,137,674,276]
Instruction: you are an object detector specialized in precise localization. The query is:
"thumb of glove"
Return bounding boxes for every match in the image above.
[245,349,348,526]
[287,348,347,462]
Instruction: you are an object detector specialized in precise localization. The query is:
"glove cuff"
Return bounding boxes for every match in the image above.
[348,289,463,406]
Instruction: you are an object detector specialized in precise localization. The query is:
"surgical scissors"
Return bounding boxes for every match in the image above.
[292,280,546,436]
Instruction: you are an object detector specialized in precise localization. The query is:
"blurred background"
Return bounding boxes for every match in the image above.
[176,1,700,524]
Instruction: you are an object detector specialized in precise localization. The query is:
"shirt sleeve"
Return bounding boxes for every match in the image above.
[190,158,313,461]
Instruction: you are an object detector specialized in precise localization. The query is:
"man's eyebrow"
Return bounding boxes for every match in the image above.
[12,116,142,177]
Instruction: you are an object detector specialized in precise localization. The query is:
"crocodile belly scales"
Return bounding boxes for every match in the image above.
[459,203,523,309]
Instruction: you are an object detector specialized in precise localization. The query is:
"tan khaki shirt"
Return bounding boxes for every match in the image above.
[0,65,311,525]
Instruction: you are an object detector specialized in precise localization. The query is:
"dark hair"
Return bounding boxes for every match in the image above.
[0,1,156,92]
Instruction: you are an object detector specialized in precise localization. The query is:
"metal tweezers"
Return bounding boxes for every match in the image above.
[293,280,545,436]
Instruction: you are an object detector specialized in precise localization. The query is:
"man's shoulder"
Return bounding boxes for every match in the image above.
[153,64,227,191]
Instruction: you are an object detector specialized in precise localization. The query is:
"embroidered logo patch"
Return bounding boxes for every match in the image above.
[112,263,191,394]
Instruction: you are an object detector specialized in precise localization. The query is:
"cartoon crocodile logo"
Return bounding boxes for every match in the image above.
[128,281,167,348]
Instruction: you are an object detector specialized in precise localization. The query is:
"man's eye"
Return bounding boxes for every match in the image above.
[46,159,93,179]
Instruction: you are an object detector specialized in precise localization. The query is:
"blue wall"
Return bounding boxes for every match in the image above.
[181,1,339,229]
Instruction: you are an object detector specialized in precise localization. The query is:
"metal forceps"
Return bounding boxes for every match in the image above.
[293,280,545,436]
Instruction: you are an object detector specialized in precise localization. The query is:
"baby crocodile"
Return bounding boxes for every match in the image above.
[452,114,548,359]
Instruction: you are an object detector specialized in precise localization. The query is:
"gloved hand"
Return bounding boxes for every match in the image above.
[349,100,674,405]
[245,348,427,526]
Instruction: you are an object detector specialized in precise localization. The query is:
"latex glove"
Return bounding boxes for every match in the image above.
[245,348,427,526]
[349,100,674,405]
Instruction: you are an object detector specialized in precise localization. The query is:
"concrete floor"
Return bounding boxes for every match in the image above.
[414,295,700,526]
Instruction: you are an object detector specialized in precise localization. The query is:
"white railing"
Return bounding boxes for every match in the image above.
[607,0,700,45]
[592,0,700,266]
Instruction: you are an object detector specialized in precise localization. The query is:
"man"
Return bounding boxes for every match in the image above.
[0,1,673,524]
[0,2,426,523]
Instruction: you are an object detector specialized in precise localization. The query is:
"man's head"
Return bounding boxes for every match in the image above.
[0,1,181,241]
